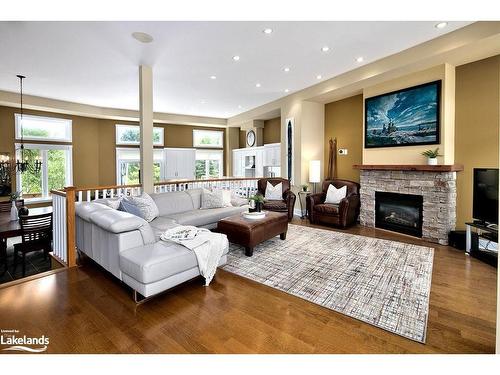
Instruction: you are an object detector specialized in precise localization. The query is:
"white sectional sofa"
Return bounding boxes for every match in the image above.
[75,188,248,302]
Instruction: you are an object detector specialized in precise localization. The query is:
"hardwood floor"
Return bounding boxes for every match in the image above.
[0,219,496,353]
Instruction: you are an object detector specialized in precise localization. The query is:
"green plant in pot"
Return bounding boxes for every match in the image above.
[301,184,309,192]
[421,147,441,166]
[249,194,265,213]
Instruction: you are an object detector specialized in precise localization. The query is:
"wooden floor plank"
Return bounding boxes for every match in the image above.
[0,219,496,353]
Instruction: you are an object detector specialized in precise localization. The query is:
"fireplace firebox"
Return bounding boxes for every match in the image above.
[375,192,423,238]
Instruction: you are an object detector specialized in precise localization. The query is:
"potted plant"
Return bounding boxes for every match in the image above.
[421,148,441,166]
[248,194,265,213]
[301,184,309,192]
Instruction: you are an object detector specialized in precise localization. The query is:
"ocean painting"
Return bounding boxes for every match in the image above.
[365,80,440,148]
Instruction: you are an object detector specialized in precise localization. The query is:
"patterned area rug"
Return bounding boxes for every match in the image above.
[222,224,434,343]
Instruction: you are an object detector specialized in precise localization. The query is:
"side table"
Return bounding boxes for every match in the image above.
[298,191,311,219]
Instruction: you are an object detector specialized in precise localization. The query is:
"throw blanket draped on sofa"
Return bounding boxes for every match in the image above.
[160,226,226,286]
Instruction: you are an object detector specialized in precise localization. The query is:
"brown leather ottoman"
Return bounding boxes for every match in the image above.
[217,211,288,256]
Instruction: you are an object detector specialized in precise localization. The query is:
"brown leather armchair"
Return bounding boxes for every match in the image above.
[257,178,296,221]
[306,179,360,228]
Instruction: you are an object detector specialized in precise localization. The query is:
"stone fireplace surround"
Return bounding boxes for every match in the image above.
[354,165,463,245]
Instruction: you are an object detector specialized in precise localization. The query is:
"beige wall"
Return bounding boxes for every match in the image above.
[324,95,363,182]
[455,56,500,229]
[263,117,281,144]
[363,64,456,165]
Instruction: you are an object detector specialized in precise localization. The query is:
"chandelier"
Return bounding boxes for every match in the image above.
[0,75,42,183]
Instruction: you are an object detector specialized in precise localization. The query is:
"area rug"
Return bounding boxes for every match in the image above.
[222,224,434,343]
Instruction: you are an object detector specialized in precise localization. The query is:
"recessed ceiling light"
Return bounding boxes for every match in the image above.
[263,28,273,34]
[232,55,240,61]
[316,75,322,80]
[356,56,364,63]
[201,100,206,104]
[435,22,448,29]
[238,105,242,109]
[284,89,290,93]
[255,83,261,88]
[210,75,217,80]
[321,46,330,52]
[131,32,154,43]
[283,67,290,72]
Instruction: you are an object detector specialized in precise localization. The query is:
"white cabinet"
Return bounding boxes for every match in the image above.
[165,148,196,179]
[232,149,244,177]
[264,143,280,167]
[255,148,264,178]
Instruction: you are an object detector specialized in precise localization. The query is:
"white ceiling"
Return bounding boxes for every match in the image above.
[0,21,471,119]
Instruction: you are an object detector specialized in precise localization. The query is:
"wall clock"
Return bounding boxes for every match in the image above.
[246,130,256,147]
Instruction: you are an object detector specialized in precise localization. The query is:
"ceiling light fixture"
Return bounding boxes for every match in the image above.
[435,22,448,29]
[255,83,261,88]
[238,105,242,109]
[131,32,154,43]
[283,67,290,72]
[356,56,364,63]
[263,28,273,34]
[316,75,322,80]
[284,89,290,93]
[232,55,240,61]
[210,75,217,80]
[321,46,330,52]
[201,100,206,104]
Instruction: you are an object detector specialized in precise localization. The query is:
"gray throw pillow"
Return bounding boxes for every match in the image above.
[201,188,225,209]
[120,192,159,222]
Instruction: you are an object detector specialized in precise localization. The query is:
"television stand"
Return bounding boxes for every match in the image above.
[465,222,498,267]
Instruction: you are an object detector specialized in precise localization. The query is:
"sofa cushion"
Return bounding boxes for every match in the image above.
[265,181,283,200]
[120,241,229,284]
[166,205,248,227]
[185,189,202,209]
[90,209,148,234]
[263,200,287,211]
[325,184,347,204]
[150,191,195,216]
[120,193,159,222]
[314,203,339,215]
[149,216,180,240]
[75,202,113,221]
[93,197,121,210]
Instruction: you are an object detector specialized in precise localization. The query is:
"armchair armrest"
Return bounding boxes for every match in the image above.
[338,194,360,227]
[283,190,296,221]
[306,192,325,223]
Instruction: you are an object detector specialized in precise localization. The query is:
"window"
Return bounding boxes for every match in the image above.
[116,148,164,185]
[16,143,73,200]
[193,129,224,148]
[195,150,223,179]
[15,114,72,142]
[116,124,164,146]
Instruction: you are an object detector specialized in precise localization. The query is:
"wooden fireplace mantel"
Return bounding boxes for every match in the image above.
[353,164,464,172]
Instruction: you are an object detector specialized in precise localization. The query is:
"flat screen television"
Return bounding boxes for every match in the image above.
[473,168,499,224]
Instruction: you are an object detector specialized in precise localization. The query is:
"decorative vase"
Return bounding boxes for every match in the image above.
[18,205,29,216]
[255,201,263,213]
[10,201,18,221]
[302,187,307,192]
[427,157,438,166]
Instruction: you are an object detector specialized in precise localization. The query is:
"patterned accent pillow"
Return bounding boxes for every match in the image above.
[201,188,225,209]
[265,182,283,200]
[120,192,159,222]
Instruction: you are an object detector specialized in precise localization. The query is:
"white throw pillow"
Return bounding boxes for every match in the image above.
[120,193,159,222]
[325,184,347,204]
[201,188,225,209]
[265,182,283,200]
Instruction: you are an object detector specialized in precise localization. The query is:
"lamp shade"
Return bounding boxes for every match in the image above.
[309,160,321,183]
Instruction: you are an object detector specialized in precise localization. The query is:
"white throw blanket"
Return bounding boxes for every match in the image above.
[160,226,227,286]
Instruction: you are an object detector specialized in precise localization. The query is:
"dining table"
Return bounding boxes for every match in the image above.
[0,206,53,241]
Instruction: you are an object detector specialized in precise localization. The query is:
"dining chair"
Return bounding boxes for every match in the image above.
[13,212,52,277]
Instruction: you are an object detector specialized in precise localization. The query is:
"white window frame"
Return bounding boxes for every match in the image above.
[195,149,224,179]
[15,143,73,202]
[115,147,165,185]
[115,124,164,146]
[192,129,224,148]
[15,113,72,142]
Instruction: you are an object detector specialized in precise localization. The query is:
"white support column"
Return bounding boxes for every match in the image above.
[139,65,154,193]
